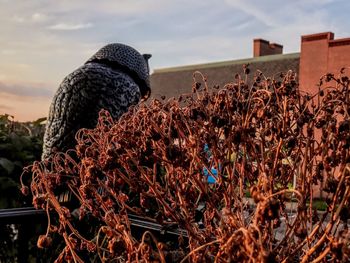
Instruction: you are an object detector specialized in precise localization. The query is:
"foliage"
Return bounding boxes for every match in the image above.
[0,114,45,262]
[23,68,350,262]
[0,114,44,208]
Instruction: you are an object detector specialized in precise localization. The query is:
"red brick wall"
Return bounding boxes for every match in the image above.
[328,38,350,75]
[253,39,283,57]
[299,32,350,198]
[300,32,350,94]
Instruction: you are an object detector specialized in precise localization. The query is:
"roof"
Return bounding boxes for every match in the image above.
[150,53,300,100]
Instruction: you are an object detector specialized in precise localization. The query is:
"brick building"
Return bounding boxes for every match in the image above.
[150,32,350,198]
[150,32,350,99]
[300,32,350,91]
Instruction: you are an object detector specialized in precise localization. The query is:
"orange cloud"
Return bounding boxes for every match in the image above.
[0,93,51,122]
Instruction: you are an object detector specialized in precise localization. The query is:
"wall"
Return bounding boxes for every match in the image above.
[300,32,350,94]
[299,32,350,198]
[253,39,283,57]
[150,54,300,100]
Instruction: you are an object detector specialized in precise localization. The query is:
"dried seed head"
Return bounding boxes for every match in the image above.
[37,235,52,249]
[20,185,29,196]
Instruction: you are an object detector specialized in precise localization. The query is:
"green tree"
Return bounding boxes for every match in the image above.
[0,114,45,262]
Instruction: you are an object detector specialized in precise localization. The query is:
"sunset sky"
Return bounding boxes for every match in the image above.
[0,0,349,121]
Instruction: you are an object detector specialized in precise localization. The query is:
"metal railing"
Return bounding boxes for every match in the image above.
[0,206,188,262]
[0,206,187,237]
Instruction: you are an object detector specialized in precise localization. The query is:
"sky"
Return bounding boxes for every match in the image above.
[0,0,349,121]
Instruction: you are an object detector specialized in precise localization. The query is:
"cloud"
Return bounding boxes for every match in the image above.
[31,13,49,22]
[47,22,93,30]
[1,0,349,74]
[220,0,345,56]
[41,0,171,16]
[0,49,16,55]
[12,15,25,23]
[223,0,333,28]
[11,13,49,24]
[0,81,53,98]
[0,104,13,110]
[0,74,7,80]
[142,34,253,71]
[0,93,51,121]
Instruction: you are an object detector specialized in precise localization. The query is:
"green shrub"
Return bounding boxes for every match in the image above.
[0,114,45,262]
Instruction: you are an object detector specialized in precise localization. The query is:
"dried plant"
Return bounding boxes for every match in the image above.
[22,67,350,262]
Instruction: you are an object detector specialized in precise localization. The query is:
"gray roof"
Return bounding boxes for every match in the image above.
[150,53,300,100]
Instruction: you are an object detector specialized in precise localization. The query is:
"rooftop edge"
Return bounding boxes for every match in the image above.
[152,52,300,74]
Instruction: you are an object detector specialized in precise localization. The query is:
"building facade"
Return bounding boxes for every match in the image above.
[150,32,350,99]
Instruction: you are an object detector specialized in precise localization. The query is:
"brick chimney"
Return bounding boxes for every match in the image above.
[253,39,283,57]
[299,32,334,93]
